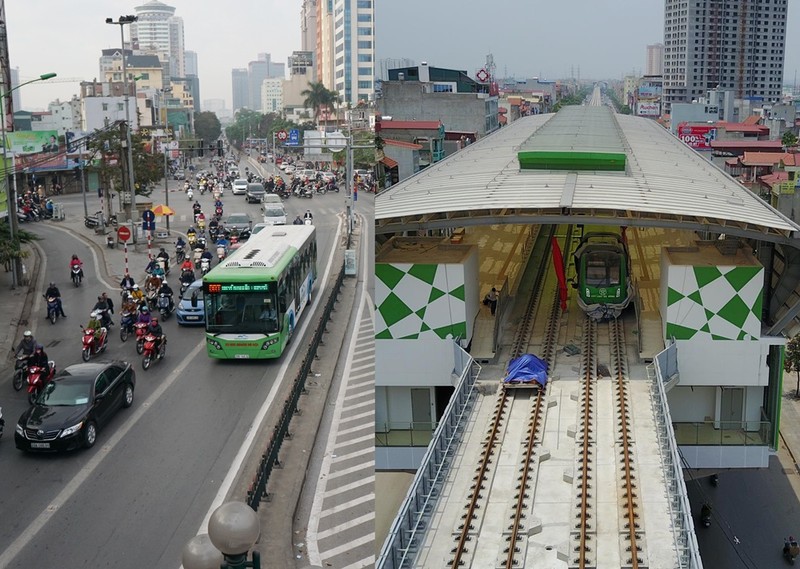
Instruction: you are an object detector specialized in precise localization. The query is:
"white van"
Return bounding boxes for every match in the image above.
[261,203,287,225]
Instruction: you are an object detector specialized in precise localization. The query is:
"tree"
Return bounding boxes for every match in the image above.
[85,124,164,199]
[782,131,798,149]
[785,334,800,398]
[0,220,38,272]
[301,81,338,129]
[194,111,221,144]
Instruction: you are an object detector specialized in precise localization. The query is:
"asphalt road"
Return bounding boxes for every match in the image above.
[688,456,800,568]
[0,156,355,568]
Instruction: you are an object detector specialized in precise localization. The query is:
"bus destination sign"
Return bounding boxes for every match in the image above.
[205,282,272,293]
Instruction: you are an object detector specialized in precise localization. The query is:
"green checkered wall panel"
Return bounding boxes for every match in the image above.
[665,265,763,341]
[376,263,467,340]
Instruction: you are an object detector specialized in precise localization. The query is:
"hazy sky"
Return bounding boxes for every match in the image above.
[5,0,301,111]
[377,0,800,86]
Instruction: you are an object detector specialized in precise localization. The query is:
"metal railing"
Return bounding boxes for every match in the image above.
[245,262,347,510]
[649,346,704,569]
[672,420,771,446]
[377,343,481,569]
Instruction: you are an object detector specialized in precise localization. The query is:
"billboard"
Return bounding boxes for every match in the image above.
[5,130,60,155]
[636,102,660,116]
[677,123,717,150]
[638,84,662,98]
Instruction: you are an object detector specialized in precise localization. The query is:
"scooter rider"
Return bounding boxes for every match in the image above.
[44,281,67,317]
[147,317,166,357]
[130,283,145,306]
[156,247,170,266]
[785,536,800,559]
[69,254,84,279]
[93,293,115,328]
[200,248,213,265]
[192,200,202,218]
[293,215,303,225]
[158,280,175,312]
[15,330,36,360]
[86,311,103,342]
[120,273,135,292]
[136,305,152,325]
[29,344,51,378]
[303,209,313,222]
[180,256,195,273]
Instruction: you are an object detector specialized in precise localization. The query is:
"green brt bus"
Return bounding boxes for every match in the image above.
[203,225,317,359]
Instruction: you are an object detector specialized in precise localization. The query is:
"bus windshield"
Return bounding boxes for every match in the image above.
[205,291,280,334]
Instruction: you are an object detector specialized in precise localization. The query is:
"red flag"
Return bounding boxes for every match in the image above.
[551,237,568,311]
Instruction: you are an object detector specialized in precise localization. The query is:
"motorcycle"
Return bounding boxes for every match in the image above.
[157,257,170,277]
[134,322,149,355]
[157,293,174,320]
[784,537,800,564]
[193,246,205,268]
[141,334,166,370]
[80,325,108,361]
[216,244,227,262]
[119,311,136,342]
[700,503,712,528]
[200,257,211,275]
[71,264,83,287]
[44,295,61,324]
[187,188,194,200]
[179,270,195,295]
[304,218,313,226]
[175,244,186,264]
[26,363,56,404]
[12,354,29,391]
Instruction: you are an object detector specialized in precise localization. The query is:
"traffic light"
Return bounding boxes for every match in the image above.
[217,140,223,157]
[198,139,204,157]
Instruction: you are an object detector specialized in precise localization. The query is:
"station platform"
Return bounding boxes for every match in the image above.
[460,224,536,362]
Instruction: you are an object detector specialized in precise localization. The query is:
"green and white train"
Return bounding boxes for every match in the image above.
[573,231,633,321]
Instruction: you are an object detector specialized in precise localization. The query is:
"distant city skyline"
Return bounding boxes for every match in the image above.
[4,0,301,111]
[376,0,800,88]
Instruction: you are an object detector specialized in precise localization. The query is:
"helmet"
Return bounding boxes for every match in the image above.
[90,311,98,318]
[72,254,78,260]
[150,317,158,324]
[49,281,55,287]
[133,284,139,290]
[160,247,165,253]
[35,344,43,352]
[23,330,32,337]
[140,306,149,313]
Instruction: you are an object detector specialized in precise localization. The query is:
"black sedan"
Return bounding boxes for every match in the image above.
[15,361,135,452]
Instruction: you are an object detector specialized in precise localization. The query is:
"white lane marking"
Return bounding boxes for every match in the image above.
[316,512,375,540]
[306,219,371,566]
[338,409,374,425]
[190,210,343,545]
[39,223,117,290]
[326,462,373,481]
[333,433,374,451]
[337,555,377,569]
[323,476,374,498]
[0,341,205,568]
[320,533,375,559]
[331,446,373,463]
[319,494,374,519]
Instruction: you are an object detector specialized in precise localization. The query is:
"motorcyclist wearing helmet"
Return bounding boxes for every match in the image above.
[136,305,152,325]
[303,209,313,221]
[192,201,202,215]
[86,311,103,341]
[130,283,145,305]
[175,236,186,249]
[156,247,170,265]
[29,344,50,378]
[187,227,197,244]
[93,293,115,327]
[70,254,84,279]
[293,215,303,225]
[147,317,166,357]
[44,281,67,317]
[15,330,36,360]
[158,281,175,312]
[180,256,194,273]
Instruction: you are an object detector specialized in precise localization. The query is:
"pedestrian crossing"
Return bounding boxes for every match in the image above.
[306,298,375,569]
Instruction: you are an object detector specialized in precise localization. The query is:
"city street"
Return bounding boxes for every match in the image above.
[0,155,370,568]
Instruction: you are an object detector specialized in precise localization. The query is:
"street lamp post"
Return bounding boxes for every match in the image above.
[106,15,138,243]
[183,502,261,569]
[1,72,57,288]
[161,87,172,235]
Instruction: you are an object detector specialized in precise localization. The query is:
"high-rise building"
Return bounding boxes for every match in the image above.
[232,68,249,111]
[248,59,269,112]
[646,43,663,76]
[261,78,284,114]
[332,0,375,105]
[184,50,198,76]
[300,0,317,53]
[131,0,185,80]
[316,0,335,92]
[289,51,315,79]
[663,0,787,112]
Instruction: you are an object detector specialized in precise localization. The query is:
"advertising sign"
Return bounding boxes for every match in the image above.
[636,102,660,117]
[677,123,717,150]
[638,84,662,98]
[6,130,60,154]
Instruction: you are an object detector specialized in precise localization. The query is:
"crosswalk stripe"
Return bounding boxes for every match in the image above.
[320,493,374,517]
[316,512,375,540]
[320,533,376,561]
[331,446,373,463]
[334,433,374,450]
[324,475,374,498]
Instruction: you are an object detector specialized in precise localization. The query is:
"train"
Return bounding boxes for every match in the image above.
[573,231,633,320]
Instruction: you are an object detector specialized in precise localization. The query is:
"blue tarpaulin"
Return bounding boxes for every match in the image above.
[504,354,548,386]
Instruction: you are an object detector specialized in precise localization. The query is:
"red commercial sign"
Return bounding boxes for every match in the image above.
[677,123,717,150]
[117,226,131,242]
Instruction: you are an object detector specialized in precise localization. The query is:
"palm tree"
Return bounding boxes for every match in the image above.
[301,82,331,128]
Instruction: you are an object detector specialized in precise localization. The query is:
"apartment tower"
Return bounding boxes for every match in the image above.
[663,0,787,112]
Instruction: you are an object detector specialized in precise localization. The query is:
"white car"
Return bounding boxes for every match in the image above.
[283,165,296,175]
[295,169,316,180]
[232,179,248,195]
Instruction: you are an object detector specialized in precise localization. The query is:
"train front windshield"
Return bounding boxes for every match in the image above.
[585,251,621,287]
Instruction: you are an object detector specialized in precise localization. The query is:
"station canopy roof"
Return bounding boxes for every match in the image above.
[376,106,800,246]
